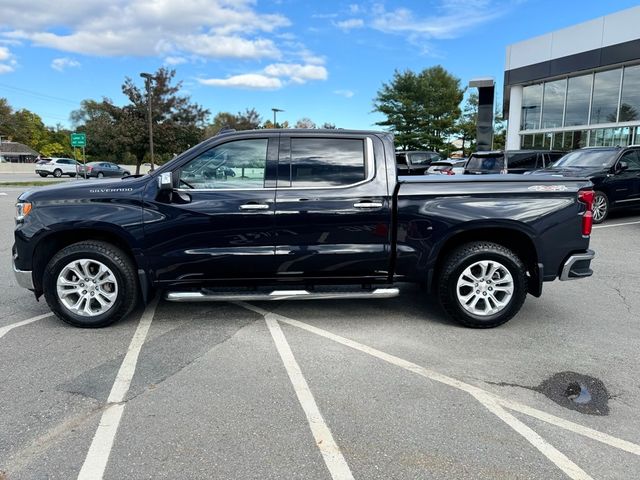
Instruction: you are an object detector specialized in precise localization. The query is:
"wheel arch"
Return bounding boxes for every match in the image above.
[428,225,541,297]
[32,227,149,301]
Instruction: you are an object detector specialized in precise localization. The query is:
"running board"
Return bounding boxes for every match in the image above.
[164,287,400,302]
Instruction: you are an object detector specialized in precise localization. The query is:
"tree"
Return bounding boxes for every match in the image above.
[205,108,263,137]
[72,68,209,172]
[373,66,464,152]
[321,122,337,129]
[295,117,316,129]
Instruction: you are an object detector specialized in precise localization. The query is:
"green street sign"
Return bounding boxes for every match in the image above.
[70,132,86,147]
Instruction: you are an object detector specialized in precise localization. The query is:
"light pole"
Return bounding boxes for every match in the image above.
[271,108,284,128]
[140,72,155,172]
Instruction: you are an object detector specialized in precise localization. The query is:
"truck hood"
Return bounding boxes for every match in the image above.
[18,176,148,202]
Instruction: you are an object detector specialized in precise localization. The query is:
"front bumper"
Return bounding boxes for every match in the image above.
[13,259,34,290]
[559,250,595,281]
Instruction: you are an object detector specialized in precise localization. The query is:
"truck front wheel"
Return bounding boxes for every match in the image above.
[437,241,527,328]
[42,241,138,328]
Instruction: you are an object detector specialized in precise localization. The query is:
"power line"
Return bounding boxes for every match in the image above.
[0,82,81,106]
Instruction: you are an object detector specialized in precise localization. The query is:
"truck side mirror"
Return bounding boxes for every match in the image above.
[158,172,173,191]
[617,161,628,173]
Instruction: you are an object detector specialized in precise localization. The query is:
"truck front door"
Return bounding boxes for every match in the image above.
[143,135,279,284]
[273,135,392,281]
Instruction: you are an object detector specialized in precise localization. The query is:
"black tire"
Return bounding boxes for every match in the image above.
[43,241,138,328]
[38,172,48,177]
[592,191,609,224]
[53,169,62,178]
[437,241,528,328]
[122,171,129,177]
[97,172,104,178]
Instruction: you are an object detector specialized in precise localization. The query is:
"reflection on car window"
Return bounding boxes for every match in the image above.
[620,150,640,170]
[507,153,537,170]
[552,150,617,168]
[179,138,268,189]
[290,138,365,187]
[466,154,505,172]
[409,153,429,164]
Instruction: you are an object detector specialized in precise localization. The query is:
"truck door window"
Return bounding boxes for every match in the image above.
[290,138,365,187]
[178,138,268,190]
[620,150,640,170]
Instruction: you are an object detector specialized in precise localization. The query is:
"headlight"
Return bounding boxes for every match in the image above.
[15,202,32,223]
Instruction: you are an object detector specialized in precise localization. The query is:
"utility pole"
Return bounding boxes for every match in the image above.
[271,108,284,128]
[140,72,155,172]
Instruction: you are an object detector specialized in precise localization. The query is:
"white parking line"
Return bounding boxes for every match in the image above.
[263,313,355,480]
[77,298,159,480]
[0,312,54,339]
[238,303,640,478]
[594,220,640,229]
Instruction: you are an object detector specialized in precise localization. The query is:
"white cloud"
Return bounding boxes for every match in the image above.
[198,74,282,90]
[334,18,364,31]
[51,57,80,71]
[0,0,290,59]
[164,56,188,65]
[334,89,355,98]
[200,62,328,90]
[0,46,17,74]
[370,1,507,40]
[263,63,328,83]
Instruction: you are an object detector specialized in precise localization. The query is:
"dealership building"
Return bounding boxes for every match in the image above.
[504,6,640,151]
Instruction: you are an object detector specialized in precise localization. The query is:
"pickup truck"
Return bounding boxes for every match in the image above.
[13,129,595,329]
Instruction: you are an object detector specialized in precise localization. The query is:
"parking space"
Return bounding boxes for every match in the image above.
[1,187,640,479]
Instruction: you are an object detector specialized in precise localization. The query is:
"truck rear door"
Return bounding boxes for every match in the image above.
[273,134,392,280]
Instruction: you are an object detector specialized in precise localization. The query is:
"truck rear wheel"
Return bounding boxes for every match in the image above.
[43,241,138,328]
[437,241,527,328]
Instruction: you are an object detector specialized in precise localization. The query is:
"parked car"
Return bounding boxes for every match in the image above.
[529,146,640,223]
[396,150,442,175]
[426,159,467,175]
[13,129,595,329]
[465,150,565,175]
[35,158,84,177]
[85,162,130,178]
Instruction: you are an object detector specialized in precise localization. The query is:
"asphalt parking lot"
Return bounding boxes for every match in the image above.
[1,186,639,480]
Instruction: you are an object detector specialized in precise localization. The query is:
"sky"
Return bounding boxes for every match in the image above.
[1,0,639,131]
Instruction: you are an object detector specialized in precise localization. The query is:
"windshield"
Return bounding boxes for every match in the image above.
[551,150,617,168]
[408,153,432,165]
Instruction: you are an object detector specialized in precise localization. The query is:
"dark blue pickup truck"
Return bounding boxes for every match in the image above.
[13,130,595,328]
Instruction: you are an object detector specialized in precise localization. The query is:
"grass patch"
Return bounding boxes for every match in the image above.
[0,181,66,187]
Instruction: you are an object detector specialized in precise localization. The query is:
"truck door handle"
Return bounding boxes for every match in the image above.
[239,203,270,210]
[354,201,383,209]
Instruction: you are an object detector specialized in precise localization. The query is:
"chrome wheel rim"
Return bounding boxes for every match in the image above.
[456,260,514,317]
[592,194,607,222]
[56,259,118,317]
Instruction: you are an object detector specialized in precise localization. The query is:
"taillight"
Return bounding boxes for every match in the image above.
[87,166,93,172]
[578,189,595,236]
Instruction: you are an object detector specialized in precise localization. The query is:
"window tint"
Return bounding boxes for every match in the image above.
[521,84,542,130]
[590,69,622,124]
[395,153,407,166]
[290,138,366,187]
[565,74,592,126]
[179,138,268,189]
[507,153,537,170]
[620,150,640,170]
[408,153,430,165]
[541,79,566,129]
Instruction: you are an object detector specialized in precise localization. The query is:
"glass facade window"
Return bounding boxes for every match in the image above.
[541,79,566,128]
[564,74,592,127]
[620,65,640,122]
[590,69,622,125]
[521,84,542,130]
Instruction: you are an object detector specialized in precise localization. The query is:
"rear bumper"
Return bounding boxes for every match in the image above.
[559,250,595,281]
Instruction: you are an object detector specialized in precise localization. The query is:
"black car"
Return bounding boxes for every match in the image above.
[396,151,441,175]
[465,150,565,175]
[530,146,640,223]
[86,162,130,178]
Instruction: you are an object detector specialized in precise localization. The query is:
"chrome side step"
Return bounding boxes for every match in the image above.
[165,287,400,302]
